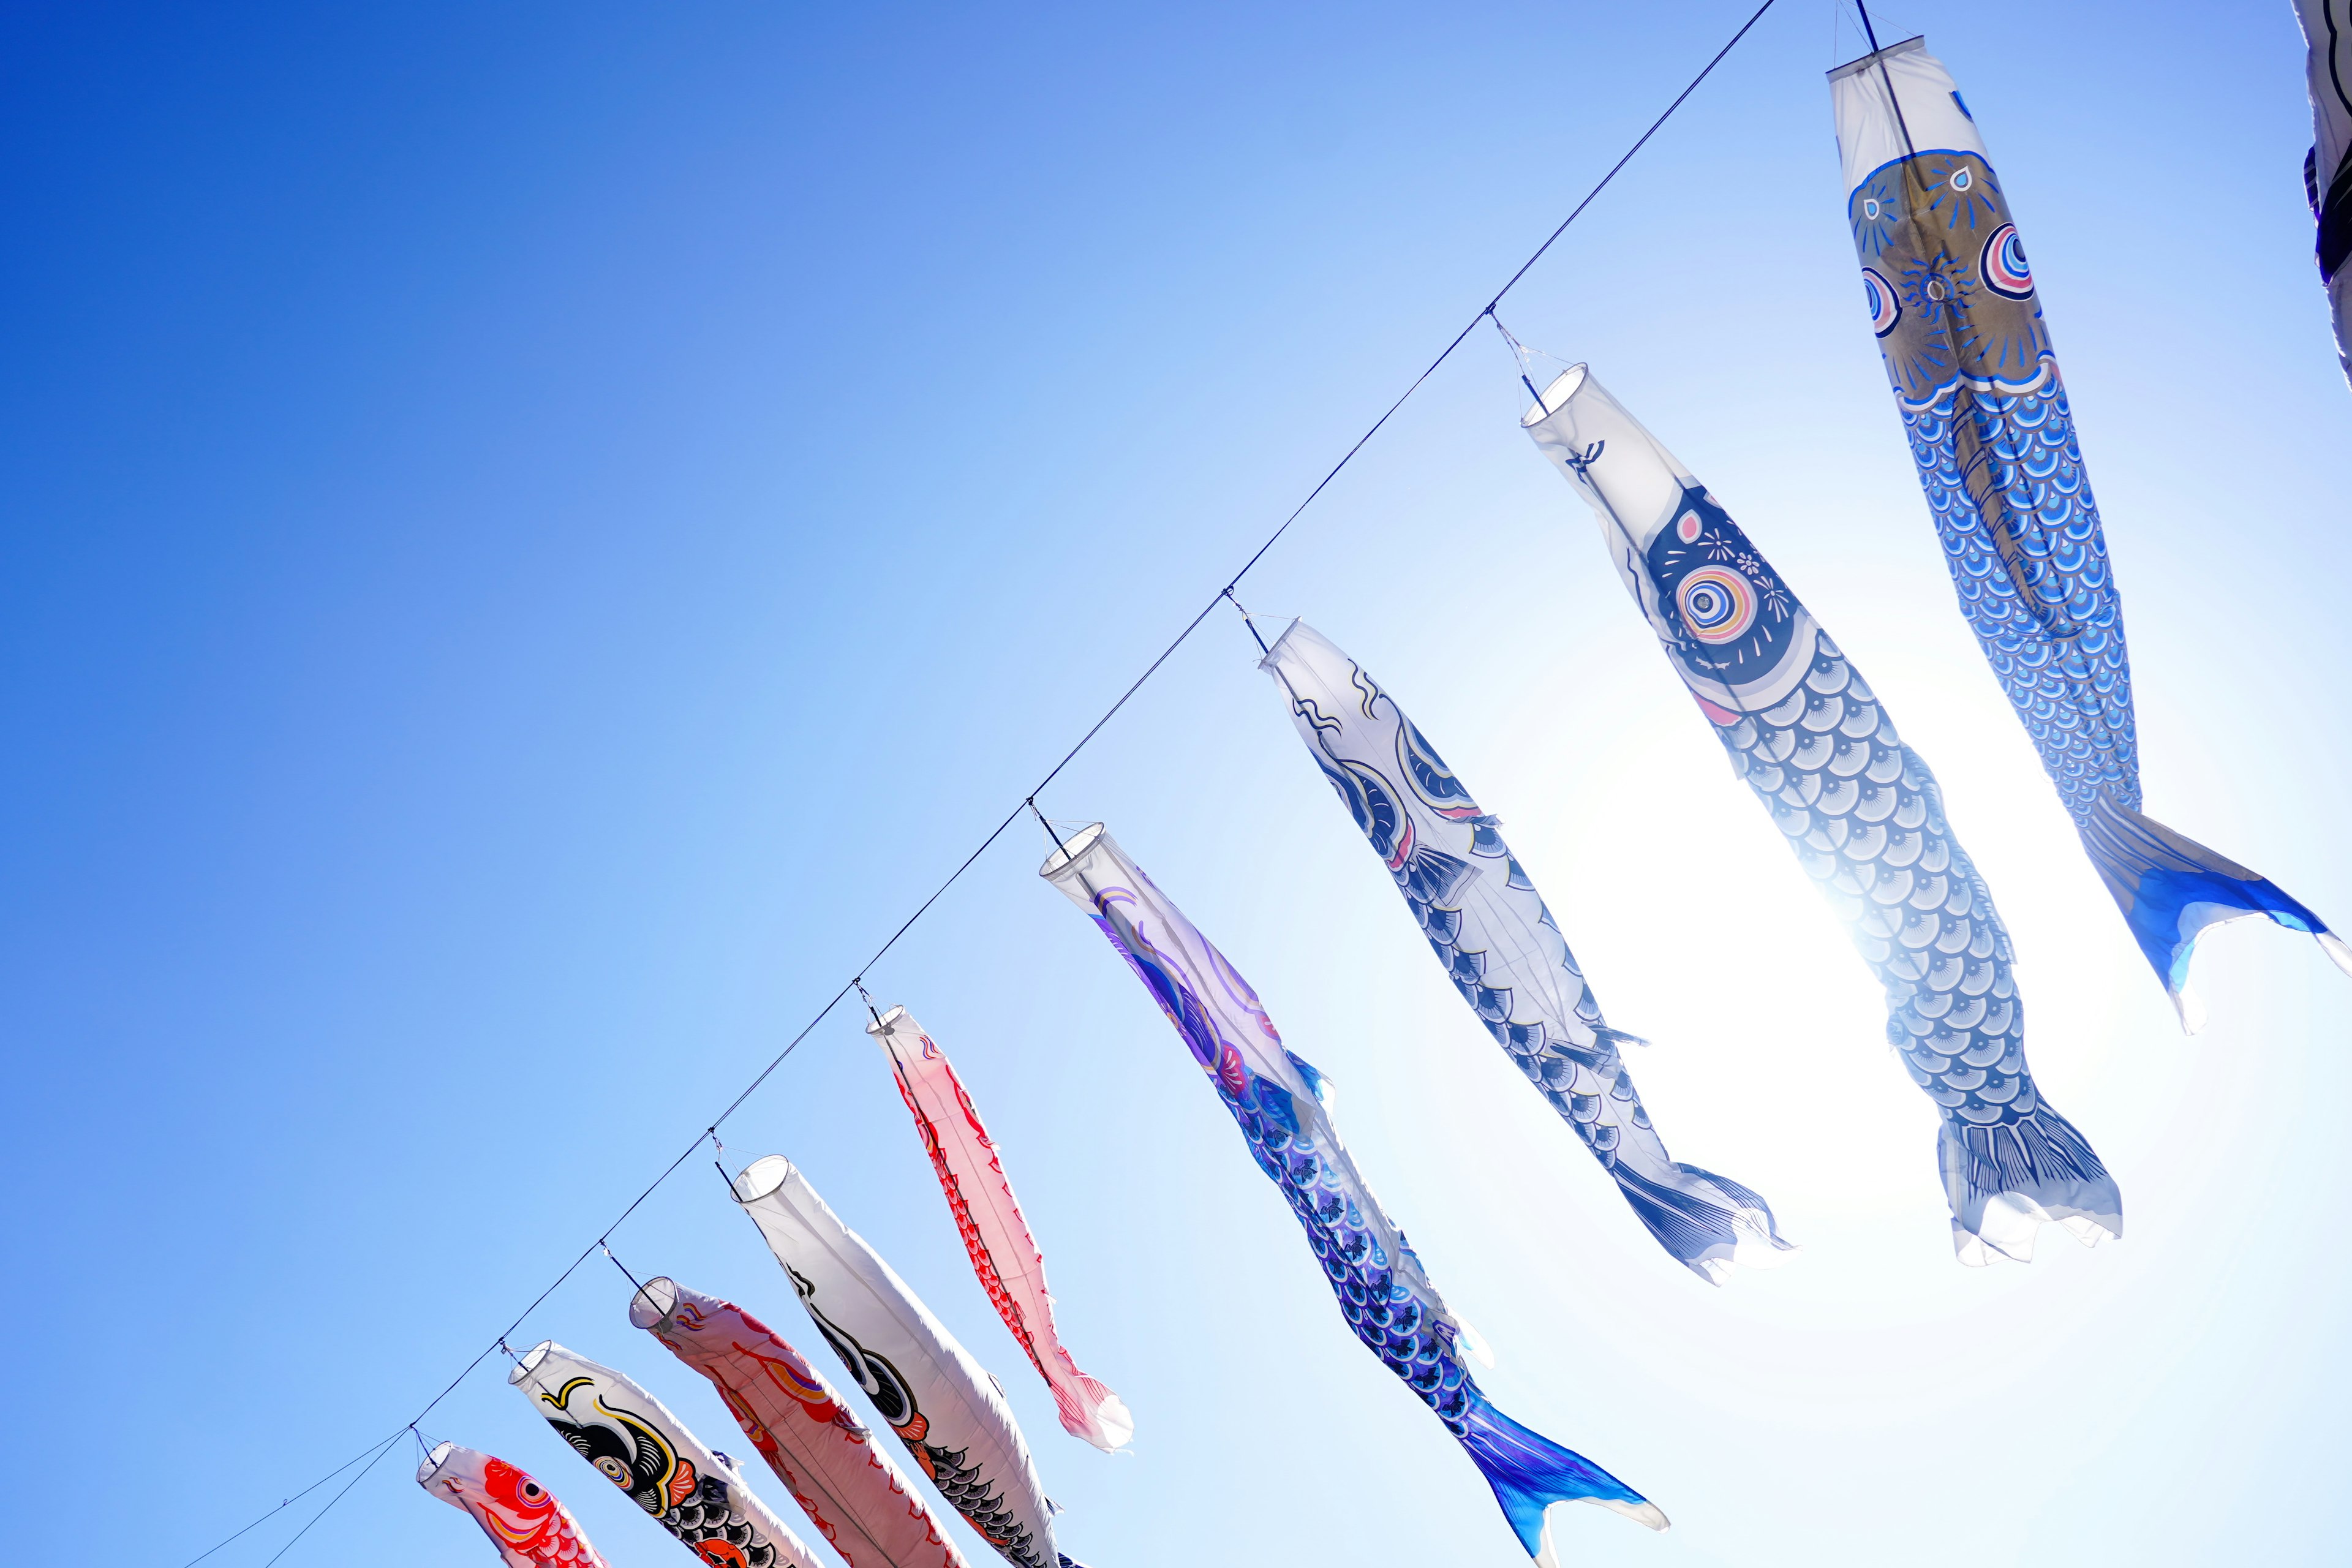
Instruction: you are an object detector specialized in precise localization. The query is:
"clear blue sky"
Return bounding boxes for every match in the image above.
[6,3,2348,1565]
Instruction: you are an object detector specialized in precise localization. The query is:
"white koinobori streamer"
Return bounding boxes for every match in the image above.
[731,1156,1079,1568]
[508,1341,823,1568]
[868,1005,1133,1450]
[1257,619,1790,1282]
[1521,363,2120,1264]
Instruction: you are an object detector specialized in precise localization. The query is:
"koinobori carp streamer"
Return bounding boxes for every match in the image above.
[631,1275,968,1568]
[867,1004,1132,1449]
[417,1441,612,1568]
[509,1340,822,1568]
[1042,820,1665,1565]
[1521,362,2120,1265]
[1829,35,2349,1023]
[730,1155,1084,1568]
[1259,617,1789,1282]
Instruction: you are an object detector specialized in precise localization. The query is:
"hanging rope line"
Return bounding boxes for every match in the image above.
[170,6,1781,1561]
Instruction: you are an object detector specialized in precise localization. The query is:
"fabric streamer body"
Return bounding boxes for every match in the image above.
[508,1340,822,1568]
[1522,364,2121,1264]
[1829,36,2347,1019]
[631,1275,968,1568]
[417,1441,611,1568]
[1039,821,1665,1565]
[2301,1,2352,383]
[730,1155,1079,1568]
[1258,619,1787,1283]
[868,1005,1132,1449]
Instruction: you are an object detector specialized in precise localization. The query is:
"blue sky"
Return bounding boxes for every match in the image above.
[6,2,2349,1565]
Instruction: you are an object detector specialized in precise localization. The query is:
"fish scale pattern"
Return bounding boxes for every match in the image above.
[1901,375,2139,824]
[1234,1052,1476,1423]
[1264,624,1786,1280]
[1046,825,1661,1554]
[1708,628,2119,1255]
[663,1477,783,1568]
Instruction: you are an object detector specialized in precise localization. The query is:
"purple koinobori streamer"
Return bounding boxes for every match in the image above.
[1256,617,1789,1283]
[1521,363,2120,1265]
[1041,821,1665,1564]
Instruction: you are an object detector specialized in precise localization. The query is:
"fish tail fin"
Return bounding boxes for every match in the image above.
[2080,793,2347,1030]
[1937,1105,2122,1266]
[1607,1158,1796,1286]
[1050,1371,1135,1452]
[1455,1393,1666,1564]
[1596,1036,1795,1284]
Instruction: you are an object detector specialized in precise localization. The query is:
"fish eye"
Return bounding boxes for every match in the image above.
[1949,167,1973,191]
[1861,197,1881,220]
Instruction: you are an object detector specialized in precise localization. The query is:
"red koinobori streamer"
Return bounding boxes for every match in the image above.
[867,1005,1134,1453]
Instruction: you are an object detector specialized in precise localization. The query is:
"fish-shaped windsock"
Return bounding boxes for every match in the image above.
[869,1005,1132,1451]
[1259,619,1789,1283]
[631,1276,969,1568]
[1040,821,1665,1564]
[730,1155,1080,1568]
[508,1340,823,1568]
[417,1441,611,1568]
[1830,36,2350,1023]
[1522,364,2122,1265]
[2301,1,2352,384]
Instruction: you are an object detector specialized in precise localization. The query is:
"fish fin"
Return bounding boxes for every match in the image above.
[1457,1395,1665,1562]
[1939,1107,2121,1265]
[2079,794,2342,1022]
[1609,1159,1795,1286]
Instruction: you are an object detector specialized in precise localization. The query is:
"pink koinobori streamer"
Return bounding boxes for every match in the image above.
[631,1276,969,1568]
[868,1005,1133,1452]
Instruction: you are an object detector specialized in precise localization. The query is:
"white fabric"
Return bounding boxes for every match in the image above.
[731,1155,1065,1568]
[508,1341,822,1568]
[869,1005,1133,1451]
[1521,367,1819,717]
[417,1441,611,1568]
[1827,36,1985,195]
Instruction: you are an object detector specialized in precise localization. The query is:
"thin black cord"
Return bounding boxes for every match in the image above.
[175,1428,412,1568]
[169,9,1784,1559]
[255,1428,412,1568]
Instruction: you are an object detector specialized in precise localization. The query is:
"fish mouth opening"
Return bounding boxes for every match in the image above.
[730,1153,795,1204]
[627,1275,681,1330]
[1519,364,1588,427]
[506,1340,555,1384]
[866,1003,912,1035]
[415,1439,458,1486]
[1037,821,1107,879]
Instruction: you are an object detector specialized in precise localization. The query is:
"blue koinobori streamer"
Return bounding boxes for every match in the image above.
[1829,36,2351,1025]
[1040,822,1667,1564]
[1521,363,2120,1266]
[1256,619,1790,1283]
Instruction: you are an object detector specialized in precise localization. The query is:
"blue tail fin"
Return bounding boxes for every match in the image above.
[1937,1105,2123,1266]
[2081,793,2352,1027]
[1455,1395,1665,1563]
[1609,1158,1795,1286]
